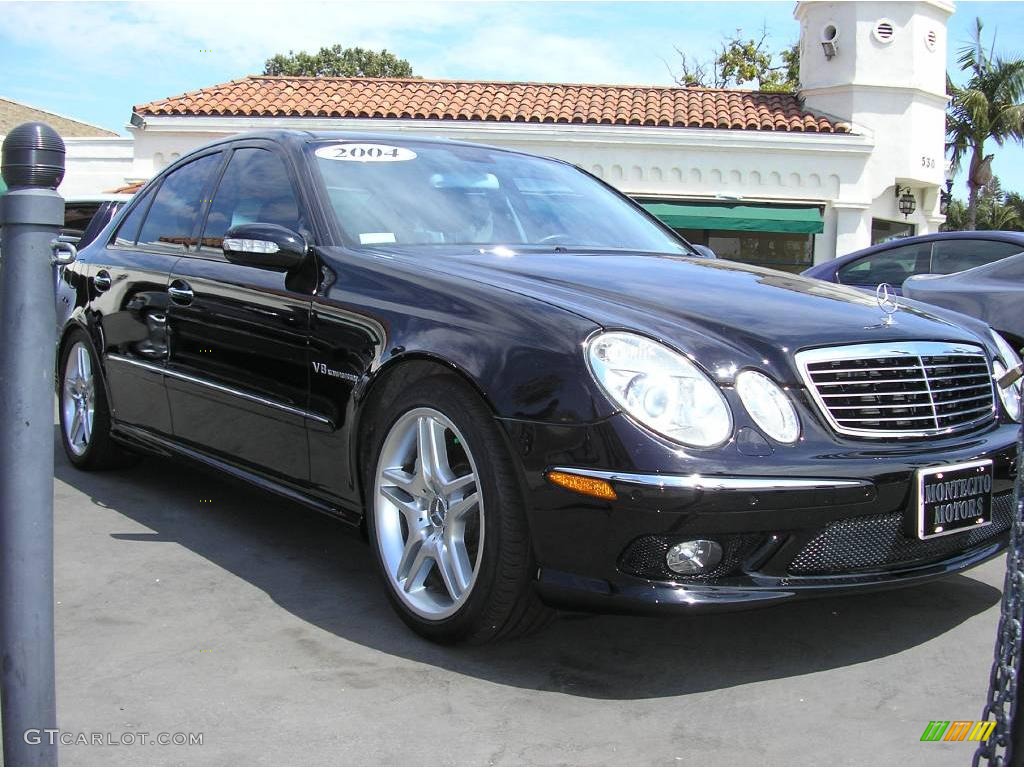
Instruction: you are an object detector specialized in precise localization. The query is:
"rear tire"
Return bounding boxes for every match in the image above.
[58,330,136,470]
[364,373,551,644]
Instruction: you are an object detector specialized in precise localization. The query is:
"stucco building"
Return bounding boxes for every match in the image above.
[58,0,954,270]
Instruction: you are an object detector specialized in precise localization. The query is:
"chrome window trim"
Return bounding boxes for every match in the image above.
[552,467,867,492]
[794,341,996,439]
[105,353,331,426]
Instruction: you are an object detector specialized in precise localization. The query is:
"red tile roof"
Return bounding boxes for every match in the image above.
[134,76,851,134]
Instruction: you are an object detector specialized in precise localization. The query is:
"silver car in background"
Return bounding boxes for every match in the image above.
[904,250,1024,349]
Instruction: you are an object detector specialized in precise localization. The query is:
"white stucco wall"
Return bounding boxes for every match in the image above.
[58,137,135,198]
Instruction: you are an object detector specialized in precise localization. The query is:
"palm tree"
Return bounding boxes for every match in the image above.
[1006,192,1024,229]
[946,18,1024,230]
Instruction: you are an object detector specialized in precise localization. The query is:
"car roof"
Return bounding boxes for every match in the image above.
[845,229,1024,256]
[801,229,1024,274]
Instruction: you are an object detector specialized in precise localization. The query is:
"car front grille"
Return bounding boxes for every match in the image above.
[788,491,1013,576]
[795,341,996,437]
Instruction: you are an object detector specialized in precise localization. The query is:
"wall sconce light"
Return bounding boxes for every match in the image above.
[939,179,953,216]
[821,24,839,59]
[895,185,917,218]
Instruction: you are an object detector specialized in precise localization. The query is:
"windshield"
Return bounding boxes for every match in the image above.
[309,141,688,254]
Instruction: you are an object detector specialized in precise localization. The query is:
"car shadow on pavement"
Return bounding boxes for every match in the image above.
[55,435,1003,701]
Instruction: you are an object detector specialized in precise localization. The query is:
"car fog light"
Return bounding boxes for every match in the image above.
[666,539,723,574]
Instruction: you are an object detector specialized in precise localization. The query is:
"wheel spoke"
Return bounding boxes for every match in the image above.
[442,472,475,496]
[401,536,434,593]
[416,416,451,492]
[446,491,479,521]
[381,467,417,493]
[81,407,92,445]
[379,485,425,530]
[435,538,471,599]
[69,409,83,446]
[77,345,91,381]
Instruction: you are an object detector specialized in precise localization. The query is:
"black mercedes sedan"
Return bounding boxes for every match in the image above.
[57,130,1022,643]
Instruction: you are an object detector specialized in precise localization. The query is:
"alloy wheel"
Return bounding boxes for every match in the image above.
[373,407,484,620]
[62,342,96,457]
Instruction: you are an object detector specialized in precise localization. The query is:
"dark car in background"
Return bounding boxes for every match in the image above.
[60,195,133,246]
[801,231,1024,294]
[904,251,1024,349]
[57,130,1022,643]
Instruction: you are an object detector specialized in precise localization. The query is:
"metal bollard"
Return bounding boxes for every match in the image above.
[0,122,65,766]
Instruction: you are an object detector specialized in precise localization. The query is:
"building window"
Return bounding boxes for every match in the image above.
[675,228,814,274]
[871,218,916,245]
[638,199,822,274]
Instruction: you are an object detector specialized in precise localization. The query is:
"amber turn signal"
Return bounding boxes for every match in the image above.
[546,470,618,501]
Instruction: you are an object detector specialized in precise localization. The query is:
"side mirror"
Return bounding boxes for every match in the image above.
[691,244,717,259]
[222,223,307,270]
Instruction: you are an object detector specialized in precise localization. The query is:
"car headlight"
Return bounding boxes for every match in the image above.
[586,331,732,447]
[735,370,801,444]
[990,330,1022,423]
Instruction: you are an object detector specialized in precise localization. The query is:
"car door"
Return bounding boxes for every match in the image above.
[164,142,316,484]
[89,152,224,437]
[836,240,934,294]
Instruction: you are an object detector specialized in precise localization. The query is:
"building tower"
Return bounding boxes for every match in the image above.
[795,0,954,255]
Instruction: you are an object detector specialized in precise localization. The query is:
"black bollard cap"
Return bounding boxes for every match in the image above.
[1,122,65,190]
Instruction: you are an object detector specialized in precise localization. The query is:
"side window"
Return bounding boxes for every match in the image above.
[931,240,1022,274]
[837,243,932,286]
[136,153,222,253]
[199,148,305,253]
[112,185,157,248]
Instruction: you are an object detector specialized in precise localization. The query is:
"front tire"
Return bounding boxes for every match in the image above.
[365,375,551,643]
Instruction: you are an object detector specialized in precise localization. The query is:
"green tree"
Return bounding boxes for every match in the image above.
[673,29,799,92]
[942,177,1023,231]
[263,45,415,78]
[946,18,1024,230]
[1006,191,1024,227]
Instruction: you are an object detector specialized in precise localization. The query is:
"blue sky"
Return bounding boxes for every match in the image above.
[2,1,1024,197]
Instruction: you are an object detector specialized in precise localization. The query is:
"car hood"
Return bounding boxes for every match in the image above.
[367,248,990,385]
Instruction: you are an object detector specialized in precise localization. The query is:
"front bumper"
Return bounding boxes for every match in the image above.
[500,414,1019,614]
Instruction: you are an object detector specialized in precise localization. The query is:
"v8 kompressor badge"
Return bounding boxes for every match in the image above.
[311,361,358,383]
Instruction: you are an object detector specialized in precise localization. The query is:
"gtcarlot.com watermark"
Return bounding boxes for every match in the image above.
[24,730,203,747]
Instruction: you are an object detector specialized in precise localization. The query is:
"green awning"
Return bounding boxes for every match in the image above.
[641,201,824,234]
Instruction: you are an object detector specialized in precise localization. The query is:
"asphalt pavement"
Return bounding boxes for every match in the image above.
[13,424,1011,765]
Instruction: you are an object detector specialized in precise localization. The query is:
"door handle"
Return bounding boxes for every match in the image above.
[94,270,112,292]
[168,280,194,306]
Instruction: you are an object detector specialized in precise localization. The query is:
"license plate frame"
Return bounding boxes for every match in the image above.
[916,459,994,540]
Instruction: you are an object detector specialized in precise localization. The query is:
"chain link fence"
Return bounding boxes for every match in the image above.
[975,402,1024,766]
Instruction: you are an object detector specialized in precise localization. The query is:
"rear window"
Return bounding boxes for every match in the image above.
[112,185,157,248]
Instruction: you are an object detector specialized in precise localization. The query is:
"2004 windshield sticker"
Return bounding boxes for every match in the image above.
[315,144,417,162]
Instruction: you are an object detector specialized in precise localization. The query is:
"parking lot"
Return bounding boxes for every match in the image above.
[42,420,1005,766]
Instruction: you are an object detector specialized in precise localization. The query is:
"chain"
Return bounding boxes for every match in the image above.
[975,413,1024,766]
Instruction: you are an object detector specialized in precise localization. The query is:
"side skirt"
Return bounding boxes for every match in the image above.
[111,424,363,528]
